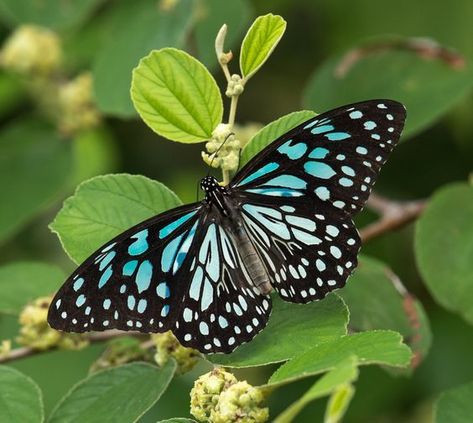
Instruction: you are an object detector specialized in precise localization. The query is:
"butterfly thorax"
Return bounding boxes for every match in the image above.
[200,176,229,212]
[200,175,272,295]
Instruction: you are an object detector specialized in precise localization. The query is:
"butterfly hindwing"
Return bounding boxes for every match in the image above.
[172,210,271,353]
[48,201,271,354]
[232,100,406,216]
[237,193,360,303]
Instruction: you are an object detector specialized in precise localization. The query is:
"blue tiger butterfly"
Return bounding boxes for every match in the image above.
[48,99,406,354]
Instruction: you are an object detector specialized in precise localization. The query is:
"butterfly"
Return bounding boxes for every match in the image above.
[48,99,406,354]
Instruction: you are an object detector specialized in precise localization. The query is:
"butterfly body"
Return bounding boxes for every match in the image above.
[49,100,406,354]
[205,176,274,296]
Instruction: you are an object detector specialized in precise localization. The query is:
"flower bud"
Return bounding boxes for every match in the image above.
[58,72,101,135]
[1,25,62,76]
[210,381,269,423]
[17,296,88,351]
[190,368,238,422]
[152,331,200,375]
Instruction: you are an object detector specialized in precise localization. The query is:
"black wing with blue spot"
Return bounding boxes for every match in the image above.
[48,201,272,354]
[232,99,406,216]
[229,99,405,303]
[235,192,360,303]
[48,203,203,334]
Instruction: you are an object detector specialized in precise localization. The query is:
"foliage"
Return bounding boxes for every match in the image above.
[0,1,472,422]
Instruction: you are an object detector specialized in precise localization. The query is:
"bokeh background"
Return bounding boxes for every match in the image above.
[0,0,472,421]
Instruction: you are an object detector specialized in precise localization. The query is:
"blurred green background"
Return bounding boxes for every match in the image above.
[0,0,472,421]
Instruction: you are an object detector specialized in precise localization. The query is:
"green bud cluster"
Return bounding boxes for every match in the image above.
[190,368,269,423]
[0,340,11,359]
[0,25,101,136]
[202,124,241,176]
[57,72,101,136]
[152,331,200,375]
[0,25,62,76]
[225,74,244,97]
[17,296,88,351]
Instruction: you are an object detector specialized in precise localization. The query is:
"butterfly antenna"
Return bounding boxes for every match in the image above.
[207,132,235,175]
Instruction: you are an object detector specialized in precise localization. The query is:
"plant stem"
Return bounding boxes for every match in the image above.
[360,193,427,242]
[228,95,239,128]
[222,169,231,185]
[0,330,146,364]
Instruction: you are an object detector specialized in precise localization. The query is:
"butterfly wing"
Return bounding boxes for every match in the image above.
[172,207,271,353]
[232,99,406,216]
[229,99,406,302]
[48,201,271,354]
[48,202,204,334]
[236,193,359,302]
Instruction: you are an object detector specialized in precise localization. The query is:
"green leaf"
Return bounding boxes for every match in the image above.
[415,183,473,324]
[240,14,287,80]
[0,262,65,315]
[93,0,193,117]
[0,119,72,244]
[240,110,316,166]
[131,48,223,143]
[0,366,44,423]
[194,0,252,69]
[0,0,102,30]
[48,361,176,423]
[268,330,411,386]
[339,256,431,366]
[50,174,182,264]
[304,38,473,139]
[274,356,358,423]
[435,380,473,423]
[0,73,26,118]
[324,383,355,423]
[208,293,348,368]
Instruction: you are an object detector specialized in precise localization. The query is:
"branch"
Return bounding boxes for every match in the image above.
[335,37,465,78]
[0,330,146,364]
[384,269,425,368]
[360,193,427,242]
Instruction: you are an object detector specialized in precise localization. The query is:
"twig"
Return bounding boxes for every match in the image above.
[0,330,146,364]
[384,269,425,368]
[335,37,465,78]
[360,193,427,242]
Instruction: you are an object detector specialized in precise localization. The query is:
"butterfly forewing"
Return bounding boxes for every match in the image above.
[232,100,406,216]
[48,203,203,334]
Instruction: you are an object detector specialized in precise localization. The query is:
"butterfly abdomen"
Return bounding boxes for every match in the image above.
[230,218,272,295]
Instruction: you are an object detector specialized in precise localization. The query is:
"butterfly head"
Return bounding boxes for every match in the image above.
[200,175,220,193]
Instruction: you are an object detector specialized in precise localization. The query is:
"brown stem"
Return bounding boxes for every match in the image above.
[384,269,425,368]
[0,330,146,365]
[360,193,427,242]
[335,37,465,78]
